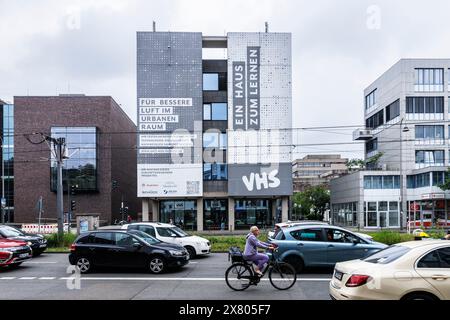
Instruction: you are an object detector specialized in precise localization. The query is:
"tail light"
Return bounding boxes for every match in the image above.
[70,244,77,252]
[345,275,371,287]
[0,251,13,264]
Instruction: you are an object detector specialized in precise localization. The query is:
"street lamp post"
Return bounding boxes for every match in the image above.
[399,118,409,232]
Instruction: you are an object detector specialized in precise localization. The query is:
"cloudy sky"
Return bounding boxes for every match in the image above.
[1,0,450,160]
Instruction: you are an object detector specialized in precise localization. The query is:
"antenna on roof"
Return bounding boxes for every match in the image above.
[153,21,156,32]
[265,21,269,33]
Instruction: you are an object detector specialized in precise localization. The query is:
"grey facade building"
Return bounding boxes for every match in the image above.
[137,31,293,231]
[331,59,450,230]
[292,155,348,193]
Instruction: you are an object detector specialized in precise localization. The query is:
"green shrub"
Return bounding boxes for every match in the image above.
[45,233,77,248]
[366,231,415,245]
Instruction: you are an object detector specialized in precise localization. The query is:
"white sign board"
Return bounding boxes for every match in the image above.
[137,164,203,197]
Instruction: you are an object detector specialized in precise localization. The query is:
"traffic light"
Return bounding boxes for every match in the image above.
[70,200,76,211]
[112,180,118,190]
[70,185,77,196]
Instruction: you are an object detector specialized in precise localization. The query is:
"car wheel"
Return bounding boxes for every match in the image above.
[76,257,92,274]
[402,292,439,301]
[149,256,165,274]
[284,256,304,273]
[185,246,196,260]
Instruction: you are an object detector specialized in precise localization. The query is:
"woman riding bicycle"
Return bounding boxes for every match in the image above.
[243,226,276,276]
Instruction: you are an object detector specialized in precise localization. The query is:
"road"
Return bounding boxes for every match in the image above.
[0,253,332,300]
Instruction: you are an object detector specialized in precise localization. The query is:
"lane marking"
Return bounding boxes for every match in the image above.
[0,277,16,280]
[24,261,58,264]
[39,277,56,280]
[57,277,331,282]
[19,277,36,280]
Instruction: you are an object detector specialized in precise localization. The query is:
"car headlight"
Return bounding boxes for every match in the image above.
[27,242,33,246]
[169,250,185,256]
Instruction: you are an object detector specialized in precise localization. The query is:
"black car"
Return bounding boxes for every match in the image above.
[0,225,47,256]
[69,230,189,274]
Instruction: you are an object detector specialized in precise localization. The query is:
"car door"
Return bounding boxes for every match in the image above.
[415,246,450,300]
[114,233,146,268]
[156,227,179,245]
[288,228,328,266]
[325,228,368,265]
[91,232,117,267]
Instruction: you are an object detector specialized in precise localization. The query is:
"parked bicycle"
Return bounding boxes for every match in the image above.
[225,246,297,291]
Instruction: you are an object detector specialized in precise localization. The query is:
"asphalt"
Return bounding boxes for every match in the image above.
[0,253,332,300]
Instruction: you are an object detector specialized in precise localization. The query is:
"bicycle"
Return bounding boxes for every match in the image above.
[225,246,297,291]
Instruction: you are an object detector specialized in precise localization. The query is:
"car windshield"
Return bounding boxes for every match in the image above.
[170,227,189,237]
[363,245,410,264]
[128,230,161,245]
[0,227,24,237]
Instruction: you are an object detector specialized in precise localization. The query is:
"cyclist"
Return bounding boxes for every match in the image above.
[243,226,275,276]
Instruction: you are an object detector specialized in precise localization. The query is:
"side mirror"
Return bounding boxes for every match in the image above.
[133,242,142,249]
[170,234,177,238]
[352,238,360,245]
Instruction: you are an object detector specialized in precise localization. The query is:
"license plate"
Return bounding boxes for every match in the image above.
[19,253,30,258]
[334,270,343,281]
[39,244,47,248]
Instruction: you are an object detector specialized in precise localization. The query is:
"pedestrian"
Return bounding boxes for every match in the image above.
[169,218,174,225]
[127,215,132,223]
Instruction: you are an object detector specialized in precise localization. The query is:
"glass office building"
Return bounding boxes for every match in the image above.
[1,102,14,222]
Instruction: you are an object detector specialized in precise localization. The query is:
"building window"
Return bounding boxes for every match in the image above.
[203,73,227,91]
[365,109,384,129]
[50,127,98,192]
[415,150,444,166]
[364,201,400,228]
[407,172,432,189]
[415,68,444,92]
[203,132,227,149]
[365,89,377,110]
[432,171,447,187]
[203,163,227,181]
[415,125,444,140]
[385,99,400,122]
[234,200,272,230]
[331,202,358,227]
[406,97,444,114]
[203,73,219,91]
[204,200,228,230]
[203,103,227,121]
[364,175,400,189]
[366,138,378,153]
[1,103,14,222]
[159,201,197,231]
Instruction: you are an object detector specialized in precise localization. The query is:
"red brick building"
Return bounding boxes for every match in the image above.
[12,95,138,224]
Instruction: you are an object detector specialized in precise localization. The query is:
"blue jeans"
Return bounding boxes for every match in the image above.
[244,253,269,270]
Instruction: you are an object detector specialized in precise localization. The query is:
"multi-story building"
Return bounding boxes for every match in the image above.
[331,59,450,230]
[9,95,139,224]
[137,31,293,231]
[292,155,348,192]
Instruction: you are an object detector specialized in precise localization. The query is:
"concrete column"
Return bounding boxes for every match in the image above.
[196,198,203,232]
[228,198,235,232]
[272,199,277,224]
[142,199,149,222]
[151,200,158,222]
[282,197,289,222]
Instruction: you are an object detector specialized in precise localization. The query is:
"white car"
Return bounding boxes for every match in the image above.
[121,222,211,259]
[330,240,450,300]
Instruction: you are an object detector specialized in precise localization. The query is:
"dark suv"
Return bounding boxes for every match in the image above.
[69,230,189,274]
[0,225,47,256]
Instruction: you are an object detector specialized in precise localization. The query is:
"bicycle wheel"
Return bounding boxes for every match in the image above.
[269,262,297,290]
[225,263,253,291]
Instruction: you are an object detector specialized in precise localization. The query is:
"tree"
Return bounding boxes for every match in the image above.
[438,167,450,191]
[293,186,330,221]
[346,152,385,171]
